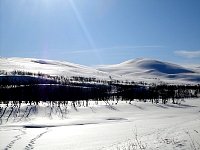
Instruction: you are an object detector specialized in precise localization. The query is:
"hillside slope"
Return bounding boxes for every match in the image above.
[98,58,200,84]
[0,57,111,80]
[0,57,199,84]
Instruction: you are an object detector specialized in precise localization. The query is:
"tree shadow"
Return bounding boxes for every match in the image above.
[129,104,145,110]
[89,107,97,113]
[152,102,197,109]
[165,103,197,108]
[154,103,168,109]
[105,105,119,111]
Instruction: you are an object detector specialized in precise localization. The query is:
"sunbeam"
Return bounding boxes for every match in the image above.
[68,0,103,64]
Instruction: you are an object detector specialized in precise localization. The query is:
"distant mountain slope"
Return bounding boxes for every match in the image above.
[129,59,194,74]
[98,58,194,74]
[0,57,111,80]
[0,57,199,84]
[98,58,200,84]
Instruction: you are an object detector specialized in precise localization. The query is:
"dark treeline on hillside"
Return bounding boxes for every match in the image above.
[0,70,200,105]
[114,84,200,104]
[0,70,138,85]
[0,84,109,103]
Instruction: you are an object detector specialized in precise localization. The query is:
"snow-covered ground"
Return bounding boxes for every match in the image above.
[0,57,200,149]
[0,99,200,150]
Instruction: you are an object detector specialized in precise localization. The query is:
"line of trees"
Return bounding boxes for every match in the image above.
[0,83,199,105]
[114,84,200,104]
[0,70,200,105]
[0,70,137,86]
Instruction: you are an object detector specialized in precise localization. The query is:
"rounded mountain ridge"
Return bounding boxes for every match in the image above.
[118,58,194,74]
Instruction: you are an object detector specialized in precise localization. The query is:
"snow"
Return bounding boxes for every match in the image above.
[98,58,200,84]
[1,57,200,84]
[0,99,200,150]
[0,57,200,149]
[0,57,112,80]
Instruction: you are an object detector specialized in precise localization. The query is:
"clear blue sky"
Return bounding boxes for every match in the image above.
[0,0,200,65]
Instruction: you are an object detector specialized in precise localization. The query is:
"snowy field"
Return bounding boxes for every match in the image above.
[0,99,200,150]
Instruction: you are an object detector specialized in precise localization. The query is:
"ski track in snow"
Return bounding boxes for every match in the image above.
[24,128,49,150]
[1,127,50,150]
[3,128,26,150]
[0,99,200,150]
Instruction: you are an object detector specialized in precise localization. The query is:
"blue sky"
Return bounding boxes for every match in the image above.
[0,0,200,65]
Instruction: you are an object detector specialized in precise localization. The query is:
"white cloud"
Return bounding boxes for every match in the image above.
[174,50,200,58]
[58,45,163,54]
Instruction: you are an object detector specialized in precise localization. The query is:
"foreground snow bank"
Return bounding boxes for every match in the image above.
[0,99,200,150]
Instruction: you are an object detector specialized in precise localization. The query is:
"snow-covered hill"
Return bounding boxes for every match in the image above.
[0,57,199,84]
[0,57,111,80]
[98,58,200,84]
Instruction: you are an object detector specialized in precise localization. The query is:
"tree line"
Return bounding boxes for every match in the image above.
[0,70,200,105]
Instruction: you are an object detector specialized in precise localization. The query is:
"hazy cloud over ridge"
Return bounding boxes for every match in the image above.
[174,50,200,58]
